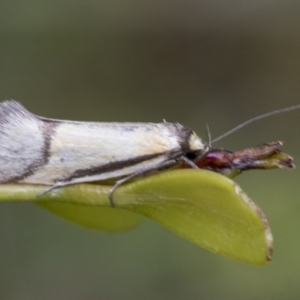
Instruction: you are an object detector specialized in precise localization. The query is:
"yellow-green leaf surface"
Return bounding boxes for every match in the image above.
[38,202,144,232]
[0,184,143,232]
[0,169,272,265]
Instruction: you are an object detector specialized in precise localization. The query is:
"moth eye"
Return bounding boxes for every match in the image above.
[186,151,198,160]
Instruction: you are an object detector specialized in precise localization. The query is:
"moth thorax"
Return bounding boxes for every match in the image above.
[188,132,207,154]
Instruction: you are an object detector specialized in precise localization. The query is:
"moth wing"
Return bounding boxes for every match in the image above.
[0,101,45,182]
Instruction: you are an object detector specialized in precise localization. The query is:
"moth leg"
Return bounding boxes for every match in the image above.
[109,159,178,207]
[37,183,66,197]
[180,156,199,169]
[38,157,182,206]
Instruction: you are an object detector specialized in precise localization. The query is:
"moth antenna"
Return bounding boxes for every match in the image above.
[212,104,300,144]
[205,122,212,147]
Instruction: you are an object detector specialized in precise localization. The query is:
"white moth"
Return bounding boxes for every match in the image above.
[1,100,299,206]
[0,101,208,205]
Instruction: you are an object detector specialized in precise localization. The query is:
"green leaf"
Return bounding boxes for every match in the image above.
[38,202,143,232]
[114,170,272,265]
[0,184,143,232]
[0,169,272,265]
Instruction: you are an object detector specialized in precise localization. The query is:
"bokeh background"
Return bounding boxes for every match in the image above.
[1,1,300,299]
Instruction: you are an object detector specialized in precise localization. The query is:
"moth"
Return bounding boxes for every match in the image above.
[0,101,297,206]
[0,101,209,205]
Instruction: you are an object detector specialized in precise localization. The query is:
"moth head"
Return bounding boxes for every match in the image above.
[186,132,209,161]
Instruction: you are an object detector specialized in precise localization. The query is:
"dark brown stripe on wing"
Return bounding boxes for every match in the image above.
[59,152,167,182]
[5,121,57,183]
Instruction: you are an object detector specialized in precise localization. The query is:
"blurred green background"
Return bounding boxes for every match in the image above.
[1,1,300,299]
